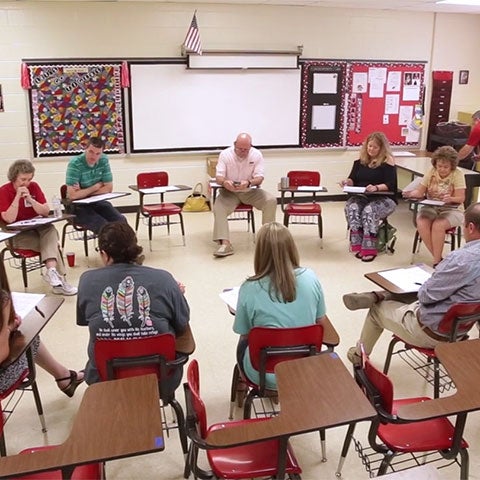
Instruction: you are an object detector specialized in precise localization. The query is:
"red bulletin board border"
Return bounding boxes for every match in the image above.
[346,62,425,147]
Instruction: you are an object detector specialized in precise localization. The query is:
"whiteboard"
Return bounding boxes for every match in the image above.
[129,62,301,152]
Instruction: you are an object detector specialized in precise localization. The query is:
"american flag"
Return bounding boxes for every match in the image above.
[183,12,202,55]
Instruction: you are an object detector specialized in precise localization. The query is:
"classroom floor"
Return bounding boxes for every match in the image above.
[3,200,480,480]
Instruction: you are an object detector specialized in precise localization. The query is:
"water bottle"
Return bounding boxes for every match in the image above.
[52,195,62,218]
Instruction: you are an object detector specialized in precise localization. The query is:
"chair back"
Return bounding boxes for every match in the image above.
[94,334,176,383]
[60,184,67,201]
[438,302,480,340]
[137,172,169,189]
[248,324,323,389]
[287,171,320,187]
[185,359,208,439]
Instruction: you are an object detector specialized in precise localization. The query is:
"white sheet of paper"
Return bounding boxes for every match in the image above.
[403,85,420,101]
[386,71,401,92]
[378,266,431,293]
[419,199,445,206]
[311,105,336,130]
[313,73,338,94]
[0,231,18,242]
[138,186,180,194]
[343,186,366,193]
[219,287,240,312]
[385,94,399,114]
[8,216,57,228]
[394,151,416,157]
[297,186,326,192]
[403,177,423,191]
[352,72,368,93]
[399,105,413,126]
[73,192,129,204]
[11,292,45,319]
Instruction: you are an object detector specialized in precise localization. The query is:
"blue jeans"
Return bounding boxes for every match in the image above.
[73,201,126,234]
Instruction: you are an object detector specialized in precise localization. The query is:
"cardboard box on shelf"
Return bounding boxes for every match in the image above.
[207,157,218,178]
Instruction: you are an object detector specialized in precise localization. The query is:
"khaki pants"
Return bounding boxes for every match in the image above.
[11,224,65,276]
[213,189,277,242]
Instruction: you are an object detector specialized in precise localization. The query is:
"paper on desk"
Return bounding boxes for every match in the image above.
[343,186,366,193]
[73,192,129,204]
[403,177,423,192]
[297,186,326,192]
[393,151,416,157]
[219,287,239,312]
[0,231,18,242]
[8,216,57,228]
[419,199,445,206]
[11,292,45,319]
[378,266,431,292]
[138,186,180,194]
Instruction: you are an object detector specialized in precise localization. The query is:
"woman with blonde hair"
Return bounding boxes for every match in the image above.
[403,145,465,267]
[233,222,327,389]
[340,131,397,262]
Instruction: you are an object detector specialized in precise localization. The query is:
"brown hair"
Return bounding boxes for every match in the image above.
[87,136,105,149]
[7,159,35,182]
[430,145,459,170]
[248,222,300,303]
[359,132,392,168]
[98,222,143,264]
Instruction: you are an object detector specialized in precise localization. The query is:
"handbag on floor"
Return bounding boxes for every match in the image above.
[182,183,210,212]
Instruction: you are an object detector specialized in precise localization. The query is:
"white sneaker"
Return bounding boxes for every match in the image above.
[214,244,234,257]
[43,267,63,287]
[52,280,78,296]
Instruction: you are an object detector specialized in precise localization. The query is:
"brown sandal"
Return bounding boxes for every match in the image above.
[55,370,84,398]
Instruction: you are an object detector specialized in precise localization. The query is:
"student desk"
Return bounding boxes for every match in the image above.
[397,339,480,422]
[175,324,196,355]
[71,192,131,205]
[395,156,480,207]
[0,375,164,479]
[206,353,375,479]
[5,214,74,231]
[365,264,433,295]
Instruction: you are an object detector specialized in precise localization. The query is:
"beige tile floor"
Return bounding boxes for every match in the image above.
[3,201,480,479]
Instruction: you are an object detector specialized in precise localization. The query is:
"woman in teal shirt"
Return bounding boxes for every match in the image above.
[233,222,327,390]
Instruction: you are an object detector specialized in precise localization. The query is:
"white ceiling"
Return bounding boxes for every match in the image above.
[3,0,480,14]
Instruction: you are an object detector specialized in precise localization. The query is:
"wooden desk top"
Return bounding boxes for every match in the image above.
[398,339,480,421]
[175,324,196,355]
[365,264,433,295]
[0,375,164,478]
[206,353,375,447]
[3,296,64,368]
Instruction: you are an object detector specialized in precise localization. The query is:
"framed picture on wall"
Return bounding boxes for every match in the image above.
[459,70,469,85]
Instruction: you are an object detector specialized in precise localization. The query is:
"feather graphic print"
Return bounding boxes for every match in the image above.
[100,286,115,328]
[116,276,134,326]
[137,285,152,327]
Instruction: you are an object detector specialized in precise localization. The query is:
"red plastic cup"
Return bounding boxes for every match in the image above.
[66,252,75,268]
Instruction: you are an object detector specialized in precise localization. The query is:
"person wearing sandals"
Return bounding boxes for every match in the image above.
[403,146,465,267]
[343,202,480,366]
[76,222,190,397]
[233,222,327,390]
[340,132,397,262]
[0,261,83,397]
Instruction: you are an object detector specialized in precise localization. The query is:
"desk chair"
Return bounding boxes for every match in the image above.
[282,171,323,244]
[229,324,328,461]
[336,351,469,479]
[383,302,480,398]
[0,349,46,456]
[135,172,185,250]
[60,185,97,258]
[94,334,189,457]
[227,203,256,237]
[184,360,302,480]
[411,226,461,263]
[0,244,42,289]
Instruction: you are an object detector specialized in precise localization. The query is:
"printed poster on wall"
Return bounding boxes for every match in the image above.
[28,63,125,157]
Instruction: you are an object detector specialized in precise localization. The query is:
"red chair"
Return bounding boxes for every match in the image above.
[0,348,46,457]
[227,203,256,236]
[184,359,302,480]
[229,324,327,460]
[0,244,42,289]
[94,334,189,457]
[60,184,97,258]
[335,350,469,478]
[383,302,480,398]
[411,225,461,263]
[281,171,323,243]
[136,172,185,250]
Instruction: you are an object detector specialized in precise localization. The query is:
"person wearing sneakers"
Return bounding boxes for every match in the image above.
[212,133,277,257]
[0,160,77,296]
[0,262,83,397]
[344,202,480,365]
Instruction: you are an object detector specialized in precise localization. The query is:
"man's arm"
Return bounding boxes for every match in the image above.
[457,144,474,162]
[67,181,113,200]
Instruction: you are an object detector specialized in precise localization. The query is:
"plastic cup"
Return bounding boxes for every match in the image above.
[66,252,75,268]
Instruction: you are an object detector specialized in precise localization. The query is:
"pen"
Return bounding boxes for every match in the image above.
[414,282,423,286]
[35,306,45,318]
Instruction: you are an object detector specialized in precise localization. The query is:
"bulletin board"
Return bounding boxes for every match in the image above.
[345,61,425,146]
[27,62,125,157]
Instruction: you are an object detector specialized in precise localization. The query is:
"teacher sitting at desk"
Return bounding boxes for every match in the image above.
[233,222,327,390]
[212,133,277,258]
[65,136,126,234]
[403,146,465,267]
[76,222,190,397]
[0,262,84,397]
[343,202,480,366]
[0,160,77,296]
[340,132,397,262]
